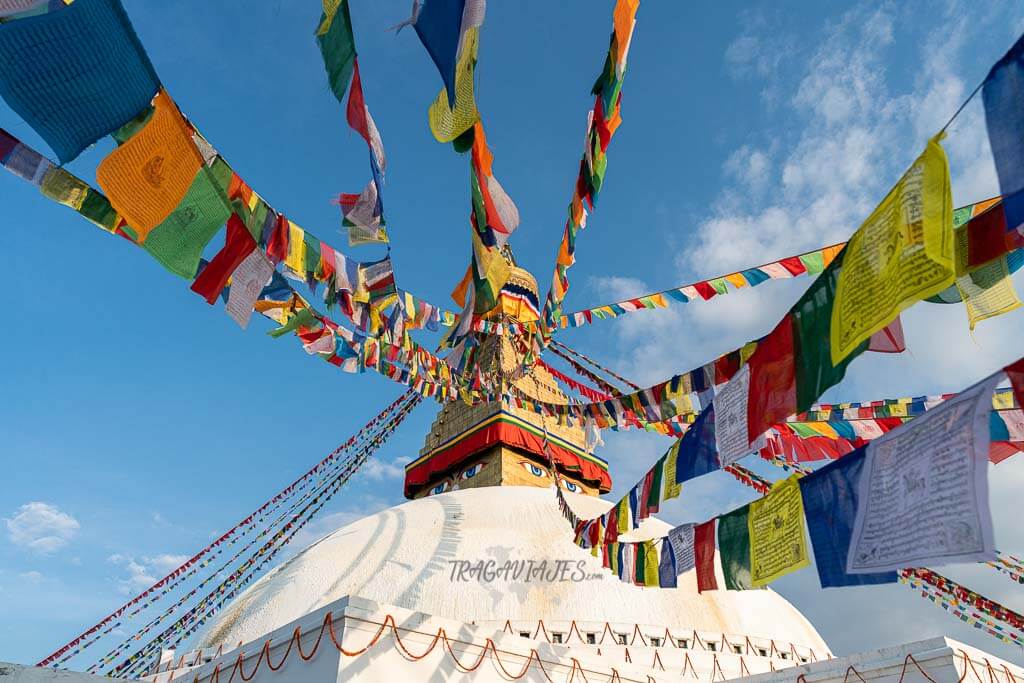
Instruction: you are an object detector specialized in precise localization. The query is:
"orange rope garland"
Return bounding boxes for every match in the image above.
[162,611,632,683]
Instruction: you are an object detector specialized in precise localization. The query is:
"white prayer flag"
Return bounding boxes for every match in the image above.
[847,374,1000,573]
[226,250,273,329]
[714,364,751,467]
[666,523,696,576]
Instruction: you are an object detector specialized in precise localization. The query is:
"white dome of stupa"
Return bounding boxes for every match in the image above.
[196,486,829,658]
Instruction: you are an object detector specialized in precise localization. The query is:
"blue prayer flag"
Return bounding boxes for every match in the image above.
[658,538,677,588]
[413,0,466,105]
[0,0,159,163]
[982,32,1024,235]
[675,403,720,484]
[798,447,897,588]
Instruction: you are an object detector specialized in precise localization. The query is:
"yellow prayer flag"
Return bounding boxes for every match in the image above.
[40,167,88,210]
[993,391,1014,410]
[662,441,683,501]
[284,221,306,276]
[725,272,747,289]
[951,220,1021,329]
[831,134,955,364]
[616,497,630,535]
[428,28,480,143]
[748,476,810,587]
[643,540,659,586]
[804,422,838,439]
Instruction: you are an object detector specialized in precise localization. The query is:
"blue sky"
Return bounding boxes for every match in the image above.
[3,0,1024,668]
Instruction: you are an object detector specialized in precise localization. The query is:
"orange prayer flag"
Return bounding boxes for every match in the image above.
[451,264,473,307]
[96,90,204,243]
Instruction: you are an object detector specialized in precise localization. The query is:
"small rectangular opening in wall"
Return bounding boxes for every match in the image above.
[800,657,809,663]
[780,652,790,660]
[679,639,689,649]
[586,633,596,645]
[650,637,662,647]
[552,633,563,644]
[758,648,768,657]
[519,632,531,639]
[733,645,743,654]
[707,642,717,652]
[616,633,627,645]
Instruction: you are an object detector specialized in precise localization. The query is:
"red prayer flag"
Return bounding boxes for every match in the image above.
[1004,358,1024,408]
[967,203,1009,268]
[779,256,807,276]
[346,58,371,147]
[695,519,717,592]
[746,315,797,441]
[190,214,256,304]
[693,280,718,301]
[266,213,289,265]
[867,316,906,353]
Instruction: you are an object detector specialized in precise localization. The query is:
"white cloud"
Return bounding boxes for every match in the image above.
[4,502,80,554]
[580,0,1024,665]
[107,552,189,595]
[18,570,43,582]
[359,455,406,481]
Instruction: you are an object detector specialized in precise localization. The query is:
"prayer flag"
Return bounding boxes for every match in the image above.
[642,540,659,586]
[715,364,753,466]
[658,538,677,588]
[831,135,954,363]
[675,403,720,484]
[316,0,356,102]
[413,0,466,105]
[662,440,683,501]
[747,316,797,440]
[792,249,866,412]
[0,0,159,163]
[718,506,753,590]
[666,523,696,577]
[847,374,1000,573]
[747,476,809,587]
[982,33,1024,238]
[97,90,205,243]
[1006,358,1024,408]
[190,214,256,304]
[694,519,717,592]
[799,447,897,588]
[141,167,232,278]
[428,26,480,142]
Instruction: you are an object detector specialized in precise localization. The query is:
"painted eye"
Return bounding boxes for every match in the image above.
[430,482,448,496]
[518,461,548,478]
[461,463,484,479]
[562,481,579,493]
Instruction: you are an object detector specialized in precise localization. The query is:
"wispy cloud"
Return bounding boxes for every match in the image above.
[107,552,189,595]
[4,502,80,554]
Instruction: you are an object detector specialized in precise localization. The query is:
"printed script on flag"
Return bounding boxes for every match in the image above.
[846,375,999,573]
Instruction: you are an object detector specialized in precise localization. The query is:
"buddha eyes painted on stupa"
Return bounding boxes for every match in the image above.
[562,480,579,493]
[518,460,549,478]
[429,481,451,496]
[460,462,486,480]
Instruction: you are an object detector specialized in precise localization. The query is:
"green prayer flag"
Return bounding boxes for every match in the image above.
[142,168,231,279]
[798,251,825,275]
[268,307,317,338]
[718,506,753,590]
[316,1,356,102]
[791,249,868,412]
[78,189,119,232]
[647,457,664,511]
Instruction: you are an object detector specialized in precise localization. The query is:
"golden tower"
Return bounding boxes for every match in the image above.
[404,260,611,499]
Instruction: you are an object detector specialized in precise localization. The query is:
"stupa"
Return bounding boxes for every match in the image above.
[6,261,1023,683]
